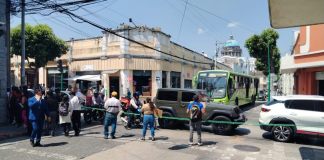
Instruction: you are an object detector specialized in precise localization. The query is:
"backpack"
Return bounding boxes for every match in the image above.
[59,102,69,116]
[190,103,202,122]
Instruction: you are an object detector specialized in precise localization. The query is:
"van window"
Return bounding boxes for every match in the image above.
[157,91,178,101]
[181,92,196,102]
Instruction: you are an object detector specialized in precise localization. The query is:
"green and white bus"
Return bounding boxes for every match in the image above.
[193,70,259,106]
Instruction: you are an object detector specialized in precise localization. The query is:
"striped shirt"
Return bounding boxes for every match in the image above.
[104,97,121,114]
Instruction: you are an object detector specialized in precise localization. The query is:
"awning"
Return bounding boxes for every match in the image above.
[65,75,101,81]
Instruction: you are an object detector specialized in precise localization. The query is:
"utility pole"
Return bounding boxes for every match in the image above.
[267,43,271,103]
[21,0,26,86]
[214,41,218,70]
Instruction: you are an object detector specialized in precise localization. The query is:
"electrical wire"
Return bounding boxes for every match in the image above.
[177,0,189,42]
[32,0,214,65]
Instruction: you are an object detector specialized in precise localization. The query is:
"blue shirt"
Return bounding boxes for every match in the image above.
[28,97,49,121]
[187,101,204,110]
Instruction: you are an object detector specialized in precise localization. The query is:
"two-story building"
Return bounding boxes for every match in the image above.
[281,24,324,96]
[39,25,213,98]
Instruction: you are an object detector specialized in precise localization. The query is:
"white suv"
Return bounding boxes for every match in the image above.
[259,95,324,142]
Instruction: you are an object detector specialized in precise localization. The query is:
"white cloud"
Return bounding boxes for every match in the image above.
[227,22,239,28]
[197,28,205,35]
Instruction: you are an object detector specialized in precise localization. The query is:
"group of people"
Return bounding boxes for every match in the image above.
[103,91,206,145]
[8,85,207,147]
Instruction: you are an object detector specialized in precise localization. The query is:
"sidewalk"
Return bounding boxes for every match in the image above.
[84,141,198,160]
[0,124,27,141]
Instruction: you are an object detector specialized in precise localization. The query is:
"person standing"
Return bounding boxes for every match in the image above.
[28,89,50,147]
[128,92,142,128]
[141,97,156,141]
[103,91,121,139]
[187,95,205,146]
[59,95,71,136]
[46,91,59,136]
[70,91,81,136]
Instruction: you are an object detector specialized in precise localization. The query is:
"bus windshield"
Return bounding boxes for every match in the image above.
[197,72,227,98]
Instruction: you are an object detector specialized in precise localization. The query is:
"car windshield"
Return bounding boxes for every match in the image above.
[197,72,227,98]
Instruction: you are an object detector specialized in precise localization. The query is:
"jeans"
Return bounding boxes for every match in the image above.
[189,120,202,143]
[71,110,81,134]
[61,123,71,134]
[30,120,44,142]
[104,112,117,137]
[142,115,155,138]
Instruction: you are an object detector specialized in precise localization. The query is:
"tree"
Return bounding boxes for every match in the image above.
[11,24,68,87]
[245,28,281,76]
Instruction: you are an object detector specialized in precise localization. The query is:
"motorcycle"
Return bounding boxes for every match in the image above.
[83,104,105,125]
[120,97,142,129]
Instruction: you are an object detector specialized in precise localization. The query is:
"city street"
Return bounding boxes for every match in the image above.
[1,102,324,160]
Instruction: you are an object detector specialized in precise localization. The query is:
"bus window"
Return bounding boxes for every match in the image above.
[228,77,234,99]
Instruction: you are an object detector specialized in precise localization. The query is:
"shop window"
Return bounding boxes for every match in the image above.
[171,71,181,88]
[133,70,152,96]
[47,68,68,90]
[184,80,192,89]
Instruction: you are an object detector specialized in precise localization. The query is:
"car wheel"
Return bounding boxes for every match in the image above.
[212,116,233,135]
[271,125,294,142]
[158,112,175,129]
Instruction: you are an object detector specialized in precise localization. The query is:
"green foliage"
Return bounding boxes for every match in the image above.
[245,28,281,76]
[10,24,68,68]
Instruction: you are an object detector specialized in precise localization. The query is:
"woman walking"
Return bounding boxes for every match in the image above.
[141,97,156,141]
[59,95,71,136]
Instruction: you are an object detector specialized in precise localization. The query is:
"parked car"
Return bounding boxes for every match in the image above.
[258,90,266,101]
[259,95,324,142]
[154,88,247,135]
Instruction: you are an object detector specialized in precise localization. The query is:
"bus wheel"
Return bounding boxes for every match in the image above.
[235,97,239,106]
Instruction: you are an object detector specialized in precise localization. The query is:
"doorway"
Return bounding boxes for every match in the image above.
[319,80,324,96]
[109,77,119,96]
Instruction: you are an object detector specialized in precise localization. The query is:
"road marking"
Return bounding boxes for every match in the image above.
[0,145,78,160]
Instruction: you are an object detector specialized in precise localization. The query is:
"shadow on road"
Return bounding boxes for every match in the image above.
[234,128,251,136]
[300,147,324,160]
[168,144,189,150]
[43,142,68,147]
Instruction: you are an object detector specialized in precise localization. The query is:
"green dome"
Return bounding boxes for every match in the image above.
[224,35,239,47]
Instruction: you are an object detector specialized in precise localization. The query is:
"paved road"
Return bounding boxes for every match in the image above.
[1,102,324,160]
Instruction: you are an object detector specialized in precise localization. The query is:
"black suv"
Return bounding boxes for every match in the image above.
[154,88,247,135]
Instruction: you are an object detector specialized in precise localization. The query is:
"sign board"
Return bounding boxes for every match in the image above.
[269,0,324,28]
[81,65,94,71]
[316,72,324,80]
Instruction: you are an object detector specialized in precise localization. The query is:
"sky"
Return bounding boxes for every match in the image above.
[11,0,296,58]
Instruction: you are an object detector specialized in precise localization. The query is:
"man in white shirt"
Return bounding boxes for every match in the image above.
[70,91,81,136]
[103,91,121,139]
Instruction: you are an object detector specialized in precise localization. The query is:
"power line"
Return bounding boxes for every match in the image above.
[34,1,213,65]
[51,16,94,37]
[183,0,256,34]
[177,0,189,42]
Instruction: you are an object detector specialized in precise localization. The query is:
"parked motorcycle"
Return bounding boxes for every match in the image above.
[120,96,142,129]
[84,104,105,124]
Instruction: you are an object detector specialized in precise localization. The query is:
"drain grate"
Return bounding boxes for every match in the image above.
[233,145,260,152]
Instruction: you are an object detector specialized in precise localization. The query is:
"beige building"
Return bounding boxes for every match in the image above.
[39,25,213,98]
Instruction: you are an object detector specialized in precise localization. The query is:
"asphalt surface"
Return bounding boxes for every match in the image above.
[1,102,324,160]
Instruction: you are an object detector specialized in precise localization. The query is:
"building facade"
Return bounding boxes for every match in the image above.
[218,35,256,75]
[281,24,324,96]
[40,25,213,98]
